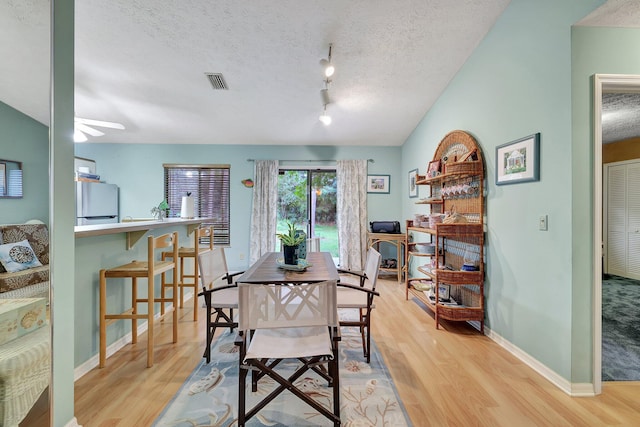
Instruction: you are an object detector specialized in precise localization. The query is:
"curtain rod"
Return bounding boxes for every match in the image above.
[246,158,374,163]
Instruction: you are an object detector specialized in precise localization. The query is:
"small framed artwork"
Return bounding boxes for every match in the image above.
[438,284,450,301]
[367,175,390,194]
[427,160,441,178]
[496,133,540,185]
[408,168,419,198]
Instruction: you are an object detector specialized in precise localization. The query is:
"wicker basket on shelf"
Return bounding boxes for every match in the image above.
[445,160,482,176]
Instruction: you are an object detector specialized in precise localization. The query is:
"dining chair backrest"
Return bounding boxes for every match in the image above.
[196,225,214,251]
[198,247,230,290]
[238,280,338,331]
[363,247,382,290]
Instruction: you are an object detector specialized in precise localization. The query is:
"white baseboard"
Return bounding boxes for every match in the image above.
[64,417,81,427]
[484,326,596,397]
[74,295,192,381]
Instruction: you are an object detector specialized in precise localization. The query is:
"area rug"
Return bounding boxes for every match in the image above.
[602,274,640,381]
[153,327,411,426]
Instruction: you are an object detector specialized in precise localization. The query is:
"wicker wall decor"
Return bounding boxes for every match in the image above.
[405,130,486,332]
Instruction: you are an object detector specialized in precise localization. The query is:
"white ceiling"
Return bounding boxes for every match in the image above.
[1,0,639,146]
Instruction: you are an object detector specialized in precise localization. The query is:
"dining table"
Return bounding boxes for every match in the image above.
[237,251,339,284]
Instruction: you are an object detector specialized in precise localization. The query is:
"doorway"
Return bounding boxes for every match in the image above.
[277,168,338,258]
[593,74,640,392]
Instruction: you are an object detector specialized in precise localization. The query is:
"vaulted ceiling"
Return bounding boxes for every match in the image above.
[1,0,639,146]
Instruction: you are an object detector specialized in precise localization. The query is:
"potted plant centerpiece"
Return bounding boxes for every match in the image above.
[277,221,306,265]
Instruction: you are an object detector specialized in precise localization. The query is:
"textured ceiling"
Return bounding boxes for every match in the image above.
[1,0,639,146]
[602,93,640,144]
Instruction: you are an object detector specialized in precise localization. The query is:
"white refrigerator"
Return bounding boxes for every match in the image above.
[75,182,119,225]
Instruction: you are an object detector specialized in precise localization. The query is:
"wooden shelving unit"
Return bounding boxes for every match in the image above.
[405,130,486,332]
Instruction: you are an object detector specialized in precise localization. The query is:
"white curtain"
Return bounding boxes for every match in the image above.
[249,160,279,264]
[336,159,368,270]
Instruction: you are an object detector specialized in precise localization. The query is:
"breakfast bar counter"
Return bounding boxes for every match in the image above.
[75,217,212,249]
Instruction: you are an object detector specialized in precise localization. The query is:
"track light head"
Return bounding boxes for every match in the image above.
[319,112,332,126]
[319,104,332,126]
[319,43,335,77]
[320,59,335,77]
[320,88,331,105]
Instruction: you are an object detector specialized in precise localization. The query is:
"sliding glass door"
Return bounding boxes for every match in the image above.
[277,169,338,257]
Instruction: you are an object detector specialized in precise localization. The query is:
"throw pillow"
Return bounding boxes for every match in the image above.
[0,239,43,273]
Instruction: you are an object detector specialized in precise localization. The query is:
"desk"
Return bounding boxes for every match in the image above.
[367,232,406,282]
[237,252,338,284]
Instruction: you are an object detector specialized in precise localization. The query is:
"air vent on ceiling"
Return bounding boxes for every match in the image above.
[205,73,229,90]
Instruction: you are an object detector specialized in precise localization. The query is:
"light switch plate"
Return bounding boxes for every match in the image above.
[539,215,548,231]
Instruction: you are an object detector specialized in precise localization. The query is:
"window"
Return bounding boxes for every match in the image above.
[164,164,230,245]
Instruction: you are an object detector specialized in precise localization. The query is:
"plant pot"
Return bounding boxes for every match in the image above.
[283,245,298,265]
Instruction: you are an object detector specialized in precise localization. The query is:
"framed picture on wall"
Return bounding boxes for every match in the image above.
[409,169,419,198]
[496,133,540,185]
[367,174,390,194]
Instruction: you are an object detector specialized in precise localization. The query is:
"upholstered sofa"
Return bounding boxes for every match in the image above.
[0,223,49,299]
[0,223,50,426]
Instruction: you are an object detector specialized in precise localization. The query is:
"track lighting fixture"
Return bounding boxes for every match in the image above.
[319,43,334,78]
[318,44,335,125]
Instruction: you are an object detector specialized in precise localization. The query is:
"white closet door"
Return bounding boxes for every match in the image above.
[606,161,640,279]
[607,164,626,276]
[626,163,640,278]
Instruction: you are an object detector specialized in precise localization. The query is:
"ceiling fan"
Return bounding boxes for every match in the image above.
[74,116,125,142]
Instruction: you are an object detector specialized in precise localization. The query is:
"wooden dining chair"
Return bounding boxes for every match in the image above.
[337,247,382,363]
[197,247,244,363]
[161,225,214,321]
[99,232,179,368]
[235,280,341,427]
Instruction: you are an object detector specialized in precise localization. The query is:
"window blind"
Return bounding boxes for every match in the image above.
[164,164,230,245]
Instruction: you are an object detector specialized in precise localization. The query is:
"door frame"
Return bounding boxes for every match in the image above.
[593,74,640,394]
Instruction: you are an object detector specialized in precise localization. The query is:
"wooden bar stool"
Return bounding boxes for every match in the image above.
[99,232,179,368]
[161,225,213,321]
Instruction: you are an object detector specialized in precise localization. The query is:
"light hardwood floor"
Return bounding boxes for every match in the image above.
[28,276,640,426]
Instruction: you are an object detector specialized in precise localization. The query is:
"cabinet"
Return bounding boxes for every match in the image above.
[405,130,485,332]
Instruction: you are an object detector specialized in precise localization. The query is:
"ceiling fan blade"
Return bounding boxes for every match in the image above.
[73,129,88,142]
[75,123,105,137]
[75,117,125,130]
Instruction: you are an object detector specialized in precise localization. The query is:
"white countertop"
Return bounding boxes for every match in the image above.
[75,217,213,238]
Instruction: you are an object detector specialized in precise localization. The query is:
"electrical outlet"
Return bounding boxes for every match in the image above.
[239,253,245,260]
[539,215,548,231]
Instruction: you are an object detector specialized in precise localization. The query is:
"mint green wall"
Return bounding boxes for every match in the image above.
[571,27,640,382]
[75,143,402,271]
[401,0,604,382]
[0,101,49,224]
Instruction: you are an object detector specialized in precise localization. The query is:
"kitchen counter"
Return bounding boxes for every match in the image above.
[75,217,213,249]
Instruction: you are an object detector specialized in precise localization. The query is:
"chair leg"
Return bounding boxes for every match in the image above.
[147,273,154,368]
[131,278,138,344]
[179,257,185,308]
[192,255,198,322]
[359,308,372,363]
[332,341,341,426]
[237,333,247,427]
[99,270,107,368]
[172,266,178,343]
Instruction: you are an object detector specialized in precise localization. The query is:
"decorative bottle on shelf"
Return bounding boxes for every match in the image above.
[180,192,195,218]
